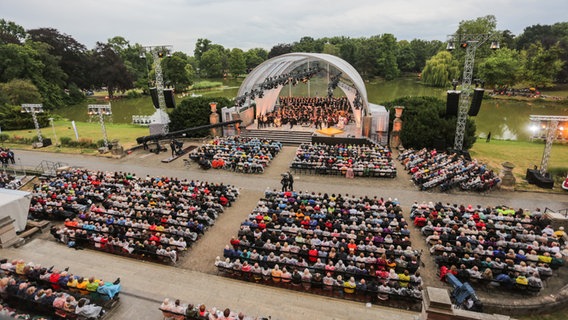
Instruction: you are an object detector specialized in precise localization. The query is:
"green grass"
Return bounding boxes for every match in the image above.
[1,119,148,153]
[470,138,568,191]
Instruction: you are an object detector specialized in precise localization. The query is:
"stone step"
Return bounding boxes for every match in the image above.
[241,129,313,145]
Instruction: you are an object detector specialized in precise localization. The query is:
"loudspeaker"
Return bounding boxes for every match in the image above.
[526,169,554,189]
[468,88,485,116]
[150,88,159,109]
[446,90,460,116]
[164,89,176,109]
[150,88,176,109]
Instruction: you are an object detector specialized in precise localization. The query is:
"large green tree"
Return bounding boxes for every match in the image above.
[28,28,89,89]
[228,48,246,77]
[385,96,477,150]
[0,19,26,44]
[377,34,400,80]
[421,51,460,87]
[89,42,134,98]
[520,42,564,87]
[199,48,224,78]
[161,51,193,91]
[478,48,520,86]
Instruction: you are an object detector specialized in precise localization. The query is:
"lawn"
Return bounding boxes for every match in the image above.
[469,138,568,191]
[1,119,148,154]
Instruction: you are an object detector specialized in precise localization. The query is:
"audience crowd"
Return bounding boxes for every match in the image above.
[216,190,423,307]
[411,201,566,293]
[0,147,16,167]
[398,148,500,192]
[0,172,21,190]
[28,168,239,263]
[257,96,352,129]
[291,143,396,178]
[0,258,121,319]
[190,136,282,173]
[160,298,267,320]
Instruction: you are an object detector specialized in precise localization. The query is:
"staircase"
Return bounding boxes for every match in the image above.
[241,129,313,145]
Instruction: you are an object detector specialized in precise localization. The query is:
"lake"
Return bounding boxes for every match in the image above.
[56,77,568,141]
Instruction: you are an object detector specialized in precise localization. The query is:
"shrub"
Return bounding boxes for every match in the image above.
[0,133,8,143]
[60,136,73,146]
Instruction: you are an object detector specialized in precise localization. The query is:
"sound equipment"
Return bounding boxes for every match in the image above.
[150,88,176,109]
[468,88,485,116]
[526,169,554,189]
[164,89,176,109]
[446,90,460,116]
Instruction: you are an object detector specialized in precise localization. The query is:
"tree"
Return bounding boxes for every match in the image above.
[520,42,564,87]
[161,52,192,91]
[421,51,460,87]
[293,36,324,53]
[229,48,246,77]
[377,34,400,80]
[355,36,381,77]
[194,38,212,62]
[322,42,340,56]
[453,15,499,67]
[168,96,232,136]
[244,48,267,71]
[409,39,444,72]
[0,19,26,44]
[89,42,134,98]
[0,79,42,105]
[107,36,148,91]
[200,48,223,78]
[396,40,416,73]
[268,43,293,58]
[0,79,49,131]
[384,96,476,150]
[28,28,89,88]
[339,39,357,66]
[478,48,520,86]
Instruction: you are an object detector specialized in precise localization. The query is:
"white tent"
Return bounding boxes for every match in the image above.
[0,188,31,232]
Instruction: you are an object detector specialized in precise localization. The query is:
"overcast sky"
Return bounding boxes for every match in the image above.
[2,0,567,54]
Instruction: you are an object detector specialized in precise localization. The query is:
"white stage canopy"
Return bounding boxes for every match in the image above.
[237,53,370,119]
[0,188,32,232]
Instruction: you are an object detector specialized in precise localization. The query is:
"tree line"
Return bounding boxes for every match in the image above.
[1,15,567,116]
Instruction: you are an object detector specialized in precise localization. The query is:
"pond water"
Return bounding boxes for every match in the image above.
[55,77,568,141]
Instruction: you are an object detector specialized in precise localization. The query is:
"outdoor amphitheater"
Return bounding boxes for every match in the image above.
[0,53,567,320]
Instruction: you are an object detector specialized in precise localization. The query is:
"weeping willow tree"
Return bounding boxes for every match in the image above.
[421,51,461,87]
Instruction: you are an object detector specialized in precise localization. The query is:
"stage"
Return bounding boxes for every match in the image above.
[245,120,364,138]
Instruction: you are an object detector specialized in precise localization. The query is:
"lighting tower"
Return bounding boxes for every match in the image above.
[140,45,173,134]
[88,104,112,150]
[21,104,44,145]
[447,33,499,150]
[529,115,568,175]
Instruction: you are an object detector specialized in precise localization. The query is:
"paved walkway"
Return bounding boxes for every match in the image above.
[3,146,568,319]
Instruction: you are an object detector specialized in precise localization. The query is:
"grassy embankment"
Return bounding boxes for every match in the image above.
[470,138,568,192]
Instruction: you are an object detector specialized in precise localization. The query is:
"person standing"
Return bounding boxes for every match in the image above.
[486,132,492,143]
[287,171,294,191]
[281,174,289,192]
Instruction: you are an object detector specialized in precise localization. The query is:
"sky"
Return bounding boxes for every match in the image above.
[1,0,567,54]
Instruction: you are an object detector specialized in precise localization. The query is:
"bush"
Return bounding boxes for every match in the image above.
[59,136,98,149]
[0,133,8,143]
[126,90,143,99]
[168,96,232,137]
[384,96,477,150]
[60,136,73,146]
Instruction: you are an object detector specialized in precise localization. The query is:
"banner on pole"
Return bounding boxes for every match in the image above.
[71,121,79,141]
